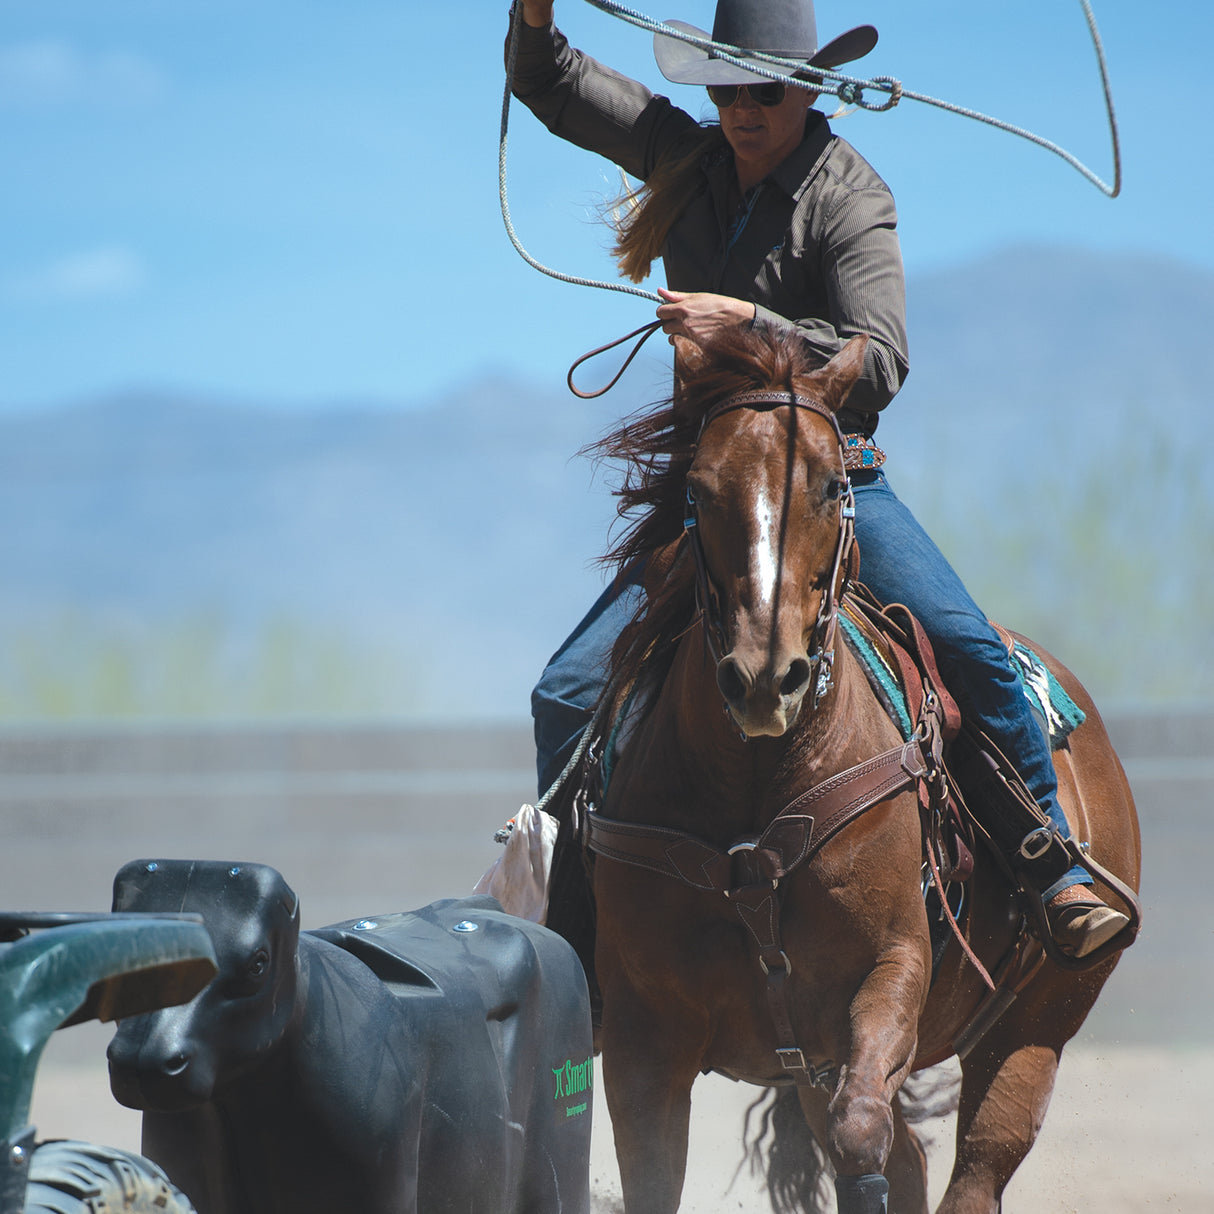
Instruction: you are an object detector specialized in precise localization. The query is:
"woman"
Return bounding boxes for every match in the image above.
[509,0,1127,959]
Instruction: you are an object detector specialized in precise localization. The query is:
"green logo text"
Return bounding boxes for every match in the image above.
[552,1055,594,1101]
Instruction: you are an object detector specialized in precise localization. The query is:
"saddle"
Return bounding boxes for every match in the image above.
[839,588,1141,978]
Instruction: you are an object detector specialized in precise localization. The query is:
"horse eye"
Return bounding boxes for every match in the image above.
[824,477,848,502]
[247,948,270,979]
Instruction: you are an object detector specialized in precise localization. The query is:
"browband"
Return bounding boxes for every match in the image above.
[698,390,844,445]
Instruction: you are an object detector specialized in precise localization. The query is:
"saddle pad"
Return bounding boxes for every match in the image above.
[838,610,913,739]
[838,611,1084,749]
[1006,641,1086,744]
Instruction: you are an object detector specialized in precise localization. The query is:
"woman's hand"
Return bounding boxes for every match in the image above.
[656,288,756,347]
[520,0,554,27]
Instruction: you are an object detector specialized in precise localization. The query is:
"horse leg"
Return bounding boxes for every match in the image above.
[600,1005,700,1214]
[886,1095,930,1214]
[936,1035,1061,1214]
[797,1086,928,1214]
[824,956,928,1214]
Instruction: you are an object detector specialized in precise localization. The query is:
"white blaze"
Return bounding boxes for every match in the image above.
[754,490,778,606]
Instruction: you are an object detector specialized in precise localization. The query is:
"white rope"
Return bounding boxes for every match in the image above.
[499,0,1122,298]
[500,2,661,303]
[583,0,1121,196]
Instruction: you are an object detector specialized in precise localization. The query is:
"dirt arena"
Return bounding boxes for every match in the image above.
[8,717,1213,1212]
[29,1033,1214,1212]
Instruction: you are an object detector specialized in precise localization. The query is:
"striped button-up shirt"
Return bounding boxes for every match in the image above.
[509,16,910,433]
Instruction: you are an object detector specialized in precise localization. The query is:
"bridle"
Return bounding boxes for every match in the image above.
[586,389,975,1089]
[682,389,857,718]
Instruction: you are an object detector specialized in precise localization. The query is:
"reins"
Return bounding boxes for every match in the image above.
[567,320,664,399]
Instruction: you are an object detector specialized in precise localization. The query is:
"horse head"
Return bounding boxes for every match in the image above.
[108,859,301,1112]
[679,329,867,737]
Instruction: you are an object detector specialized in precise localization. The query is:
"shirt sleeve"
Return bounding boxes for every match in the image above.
[506,12,699,182]
[754,182,909,417]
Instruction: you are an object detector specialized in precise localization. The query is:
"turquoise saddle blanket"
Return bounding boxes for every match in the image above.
[838,612,1085,748]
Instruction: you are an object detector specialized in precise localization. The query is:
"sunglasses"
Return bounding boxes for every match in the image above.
[706,81,787,108]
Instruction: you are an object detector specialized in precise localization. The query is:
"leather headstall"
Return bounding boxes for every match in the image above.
[683,389,857,714]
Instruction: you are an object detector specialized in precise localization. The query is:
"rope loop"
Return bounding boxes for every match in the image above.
[575,0,1118,195]
[500,1,661,304]
[567,320,664,399]
[857,76,902,112]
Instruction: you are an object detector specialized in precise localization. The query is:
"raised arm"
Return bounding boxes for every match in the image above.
[506,4,698,182]
[519,0,554,27]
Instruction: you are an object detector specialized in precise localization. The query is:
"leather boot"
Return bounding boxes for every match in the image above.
[1046,884,1131,959]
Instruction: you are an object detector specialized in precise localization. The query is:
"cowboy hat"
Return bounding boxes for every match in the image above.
[653,0,877,86]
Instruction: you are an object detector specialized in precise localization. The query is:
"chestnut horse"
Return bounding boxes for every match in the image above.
[579,327,1141,1214]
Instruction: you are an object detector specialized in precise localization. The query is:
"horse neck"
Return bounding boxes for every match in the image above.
[654,623,867,835]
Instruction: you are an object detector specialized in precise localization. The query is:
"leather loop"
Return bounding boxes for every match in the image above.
[567,320,664,399]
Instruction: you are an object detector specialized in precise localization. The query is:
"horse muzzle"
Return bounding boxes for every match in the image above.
[716,650,812,738]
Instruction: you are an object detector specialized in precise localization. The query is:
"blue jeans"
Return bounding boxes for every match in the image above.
[532,562,647,799]
[531,471,1085,895]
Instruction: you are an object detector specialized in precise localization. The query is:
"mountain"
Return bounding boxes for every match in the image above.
[880,243,1211,491]
[0,374,628,718]
[0,246,1209,719]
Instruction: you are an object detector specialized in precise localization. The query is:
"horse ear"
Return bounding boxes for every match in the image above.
[672,336,707,414]
[811,334,869,414]
[671,335,704,383]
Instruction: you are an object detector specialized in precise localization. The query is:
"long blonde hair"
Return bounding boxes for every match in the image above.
[610,125,726,284]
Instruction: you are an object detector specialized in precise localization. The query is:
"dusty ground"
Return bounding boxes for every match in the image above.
[30,1031,1214,1213]
[10,718,1214,1211]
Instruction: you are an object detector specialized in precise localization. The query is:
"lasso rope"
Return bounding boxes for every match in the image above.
[500,0,1122,302]
[583,0,1121,196]
[500,3,662,303]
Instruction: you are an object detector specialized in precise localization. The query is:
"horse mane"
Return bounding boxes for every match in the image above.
[590,324,826,702]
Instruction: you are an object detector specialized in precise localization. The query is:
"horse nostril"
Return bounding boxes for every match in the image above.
[780,657,811,699]
[716,658,747,705]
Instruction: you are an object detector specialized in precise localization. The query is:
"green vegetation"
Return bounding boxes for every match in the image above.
[912,425,1214,704]
[0,423,1207,723]
[0,614,428,721]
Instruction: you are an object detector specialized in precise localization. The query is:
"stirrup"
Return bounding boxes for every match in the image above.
[1046,891,1131,959]
[1019,838,1141,970]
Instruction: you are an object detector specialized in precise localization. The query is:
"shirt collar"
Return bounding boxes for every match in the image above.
[704,110,835,201]
[770,110,834,201]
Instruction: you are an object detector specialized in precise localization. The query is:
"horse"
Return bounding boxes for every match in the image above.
[572,326,1141,1214]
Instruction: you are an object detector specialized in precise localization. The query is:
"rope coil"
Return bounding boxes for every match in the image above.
[501,0,1121,302]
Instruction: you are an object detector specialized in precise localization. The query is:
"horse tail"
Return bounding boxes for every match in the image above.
[899,1064,962,1123]
[741,1070,960,1213]
[741,1087,831,1214]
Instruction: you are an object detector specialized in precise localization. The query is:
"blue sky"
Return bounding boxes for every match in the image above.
[0,0,1207,409]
